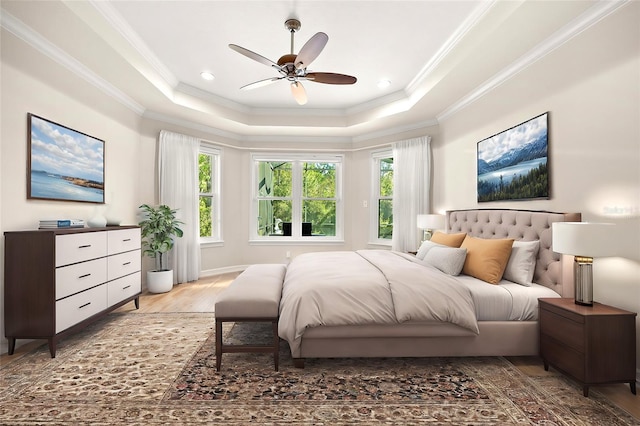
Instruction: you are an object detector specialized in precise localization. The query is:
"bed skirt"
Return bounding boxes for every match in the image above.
[296,321,539,359]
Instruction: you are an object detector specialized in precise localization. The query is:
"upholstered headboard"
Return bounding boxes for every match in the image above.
[446,209,581,297]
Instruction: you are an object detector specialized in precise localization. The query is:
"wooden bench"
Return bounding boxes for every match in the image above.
[214,264,286,371]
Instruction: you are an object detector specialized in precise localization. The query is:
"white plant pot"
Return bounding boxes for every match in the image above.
[147,270,174,293]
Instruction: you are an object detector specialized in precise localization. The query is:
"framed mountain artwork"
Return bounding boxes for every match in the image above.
[477,112,549,202]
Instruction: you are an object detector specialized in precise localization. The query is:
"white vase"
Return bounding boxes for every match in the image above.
[147,270,174,293]
[87,214,107,228]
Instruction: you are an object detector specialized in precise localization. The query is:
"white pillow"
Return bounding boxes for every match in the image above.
[422,246,467,276]
[415,240,442,260]
[503,240,540,286]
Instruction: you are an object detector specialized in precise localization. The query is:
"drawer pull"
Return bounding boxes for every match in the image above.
[78,244,92,249]
[123,238,131,242]
[122,285,131,290]
[78,273,91,279]
[78,302,91,309]
[123,262,131,266]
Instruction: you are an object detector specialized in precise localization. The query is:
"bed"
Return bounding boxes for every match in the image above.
[278,209,581,368]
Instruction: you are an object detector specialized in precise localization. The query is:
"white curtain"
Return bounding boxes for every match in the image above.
[158,130,201,283]
[391,136,431,252]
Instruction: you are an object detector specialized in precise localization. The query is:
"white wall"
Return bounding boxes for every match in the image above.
[433,5,640,376]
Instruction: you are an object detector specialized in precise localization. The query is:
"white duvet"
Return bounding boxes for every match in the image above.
[278,250,480,354]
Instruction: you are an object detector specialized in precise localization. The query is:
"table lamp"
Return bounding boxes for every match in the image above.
[551,222,615,306]
[416,214,445,241]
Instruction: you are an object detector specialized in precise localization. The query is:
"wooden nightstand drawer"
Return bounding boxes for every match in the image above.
[540,308,584,352]
[540,335,585,381]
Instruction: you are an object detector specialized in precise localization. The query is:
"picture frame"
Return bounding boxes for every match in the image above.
[477,112,549,202]
[28,113,105,204]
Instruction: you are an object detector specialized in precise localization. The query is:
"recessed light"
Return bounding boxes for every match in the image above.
[377,79,391,89]
[200,71,215,81]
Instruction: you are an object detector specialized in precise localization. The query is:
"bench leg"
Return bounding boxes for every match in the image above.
[215,319,223,371]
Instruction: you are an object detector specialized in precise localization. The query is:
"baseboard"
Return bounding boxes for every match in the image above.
[199,265,249,277]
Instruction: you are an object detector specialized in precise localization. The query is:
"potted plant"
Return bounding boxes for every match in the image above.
[138,204,184,293]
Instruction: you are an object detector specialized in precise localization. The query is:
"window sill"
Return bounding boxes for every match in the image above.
[249,239,345,246]
[200,239,224,248]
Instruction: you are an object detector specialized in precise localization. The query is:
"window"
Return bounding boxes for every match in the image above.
[252,153,343,241]
[371,150,393,243]
[199,144,221,243]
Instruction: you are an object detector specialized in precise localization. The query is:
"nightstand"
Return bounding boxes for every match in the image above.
[539,298,637,397]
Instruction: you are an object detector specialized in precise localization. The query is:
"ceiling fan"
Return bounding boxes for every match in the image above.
[229,18,357,105]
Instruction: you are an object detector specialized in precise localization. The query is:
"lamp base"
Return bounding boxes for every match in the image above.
[574,256,593,306]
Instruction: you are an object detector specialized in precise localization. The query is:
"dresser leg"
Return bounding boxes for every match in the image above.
[542,359,549,371]
[134,296,140,310]
[631,382,637,395]
[583,386,589,397]
[8,338,16,355]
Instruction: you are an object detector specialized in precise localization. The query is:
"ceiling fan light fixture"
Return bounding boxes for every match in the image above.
[230,18,356,105]
[291,81,307,105]
[200,71,215,81]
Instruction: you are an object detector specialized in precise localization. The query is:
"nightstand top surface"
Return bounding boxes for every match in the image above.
[539,298,637,317]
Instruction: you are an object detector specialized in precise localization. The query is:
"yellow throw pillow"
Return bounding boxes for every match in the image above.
[430,231,467,248]
[461,236,514,284]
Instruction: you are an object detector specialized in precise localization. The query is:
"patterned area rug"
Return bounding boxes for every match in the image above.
[0,313,636,425]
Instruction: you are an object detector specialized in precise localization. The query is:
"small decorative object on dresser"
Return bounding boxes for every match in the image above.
[4,226,142,357]
[539,298,637,397]
[138,204,184,293]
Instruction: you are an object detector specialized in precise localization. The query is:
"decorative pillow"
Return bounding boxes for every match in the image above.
[503,240,540,286]
[415,240,442,260]
[430,231,467,248]
[460,236,515,284]
[422,246,467,276]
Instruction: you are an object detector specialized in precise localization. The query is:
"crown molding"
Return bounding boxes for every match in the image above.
[352,119,439,144]
[89,0,179,88]
[406,0,496,94]
[1,9,145,115]
[436,0,630,122]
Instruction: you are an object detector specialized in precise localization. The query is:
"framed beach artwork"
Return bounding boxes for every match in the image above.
[27,113,105,203]
[477,112,549,202]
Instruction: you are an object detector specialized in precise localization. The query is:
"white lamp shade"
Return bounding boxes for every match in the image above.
[552,222,616,258]
[416,214,445,230]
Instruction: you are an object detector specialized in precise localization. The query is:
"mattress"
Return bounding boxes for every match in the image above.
[453,274,560,321]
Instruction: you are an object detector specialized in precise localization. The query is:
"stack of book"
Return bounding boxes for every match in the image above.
[39,219,85,229]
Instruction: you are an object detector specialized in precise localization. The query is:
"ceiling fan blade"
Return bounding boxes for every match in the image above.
[290,81,307,105]
[294,32,328,69]
[229,44,279,69]
[240,77,284,90]
[305,72,357,85]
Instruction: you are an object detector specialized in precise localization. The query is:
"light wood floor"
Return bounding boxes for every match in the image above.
[3,273,638,420]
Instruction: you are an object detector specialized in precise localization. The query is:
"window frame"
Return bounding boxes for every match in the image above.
[199,143,222,246]
[370,149,393,246]
[250,153,344,244]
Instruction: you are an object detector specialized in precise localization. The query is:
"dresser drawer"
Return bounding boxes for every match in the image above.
[540,308,584,352]
[108,228,141,255]
[56,232,107,267]
[107,272,141,306]
[108,250,141,281]
[540,336,585,381]
[56,258,108,300]
[56,284,108,333]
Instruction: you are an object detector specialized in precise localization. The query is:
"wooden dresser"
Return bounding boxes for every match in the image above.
[4,226,141,357]
[539,297,637,397]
